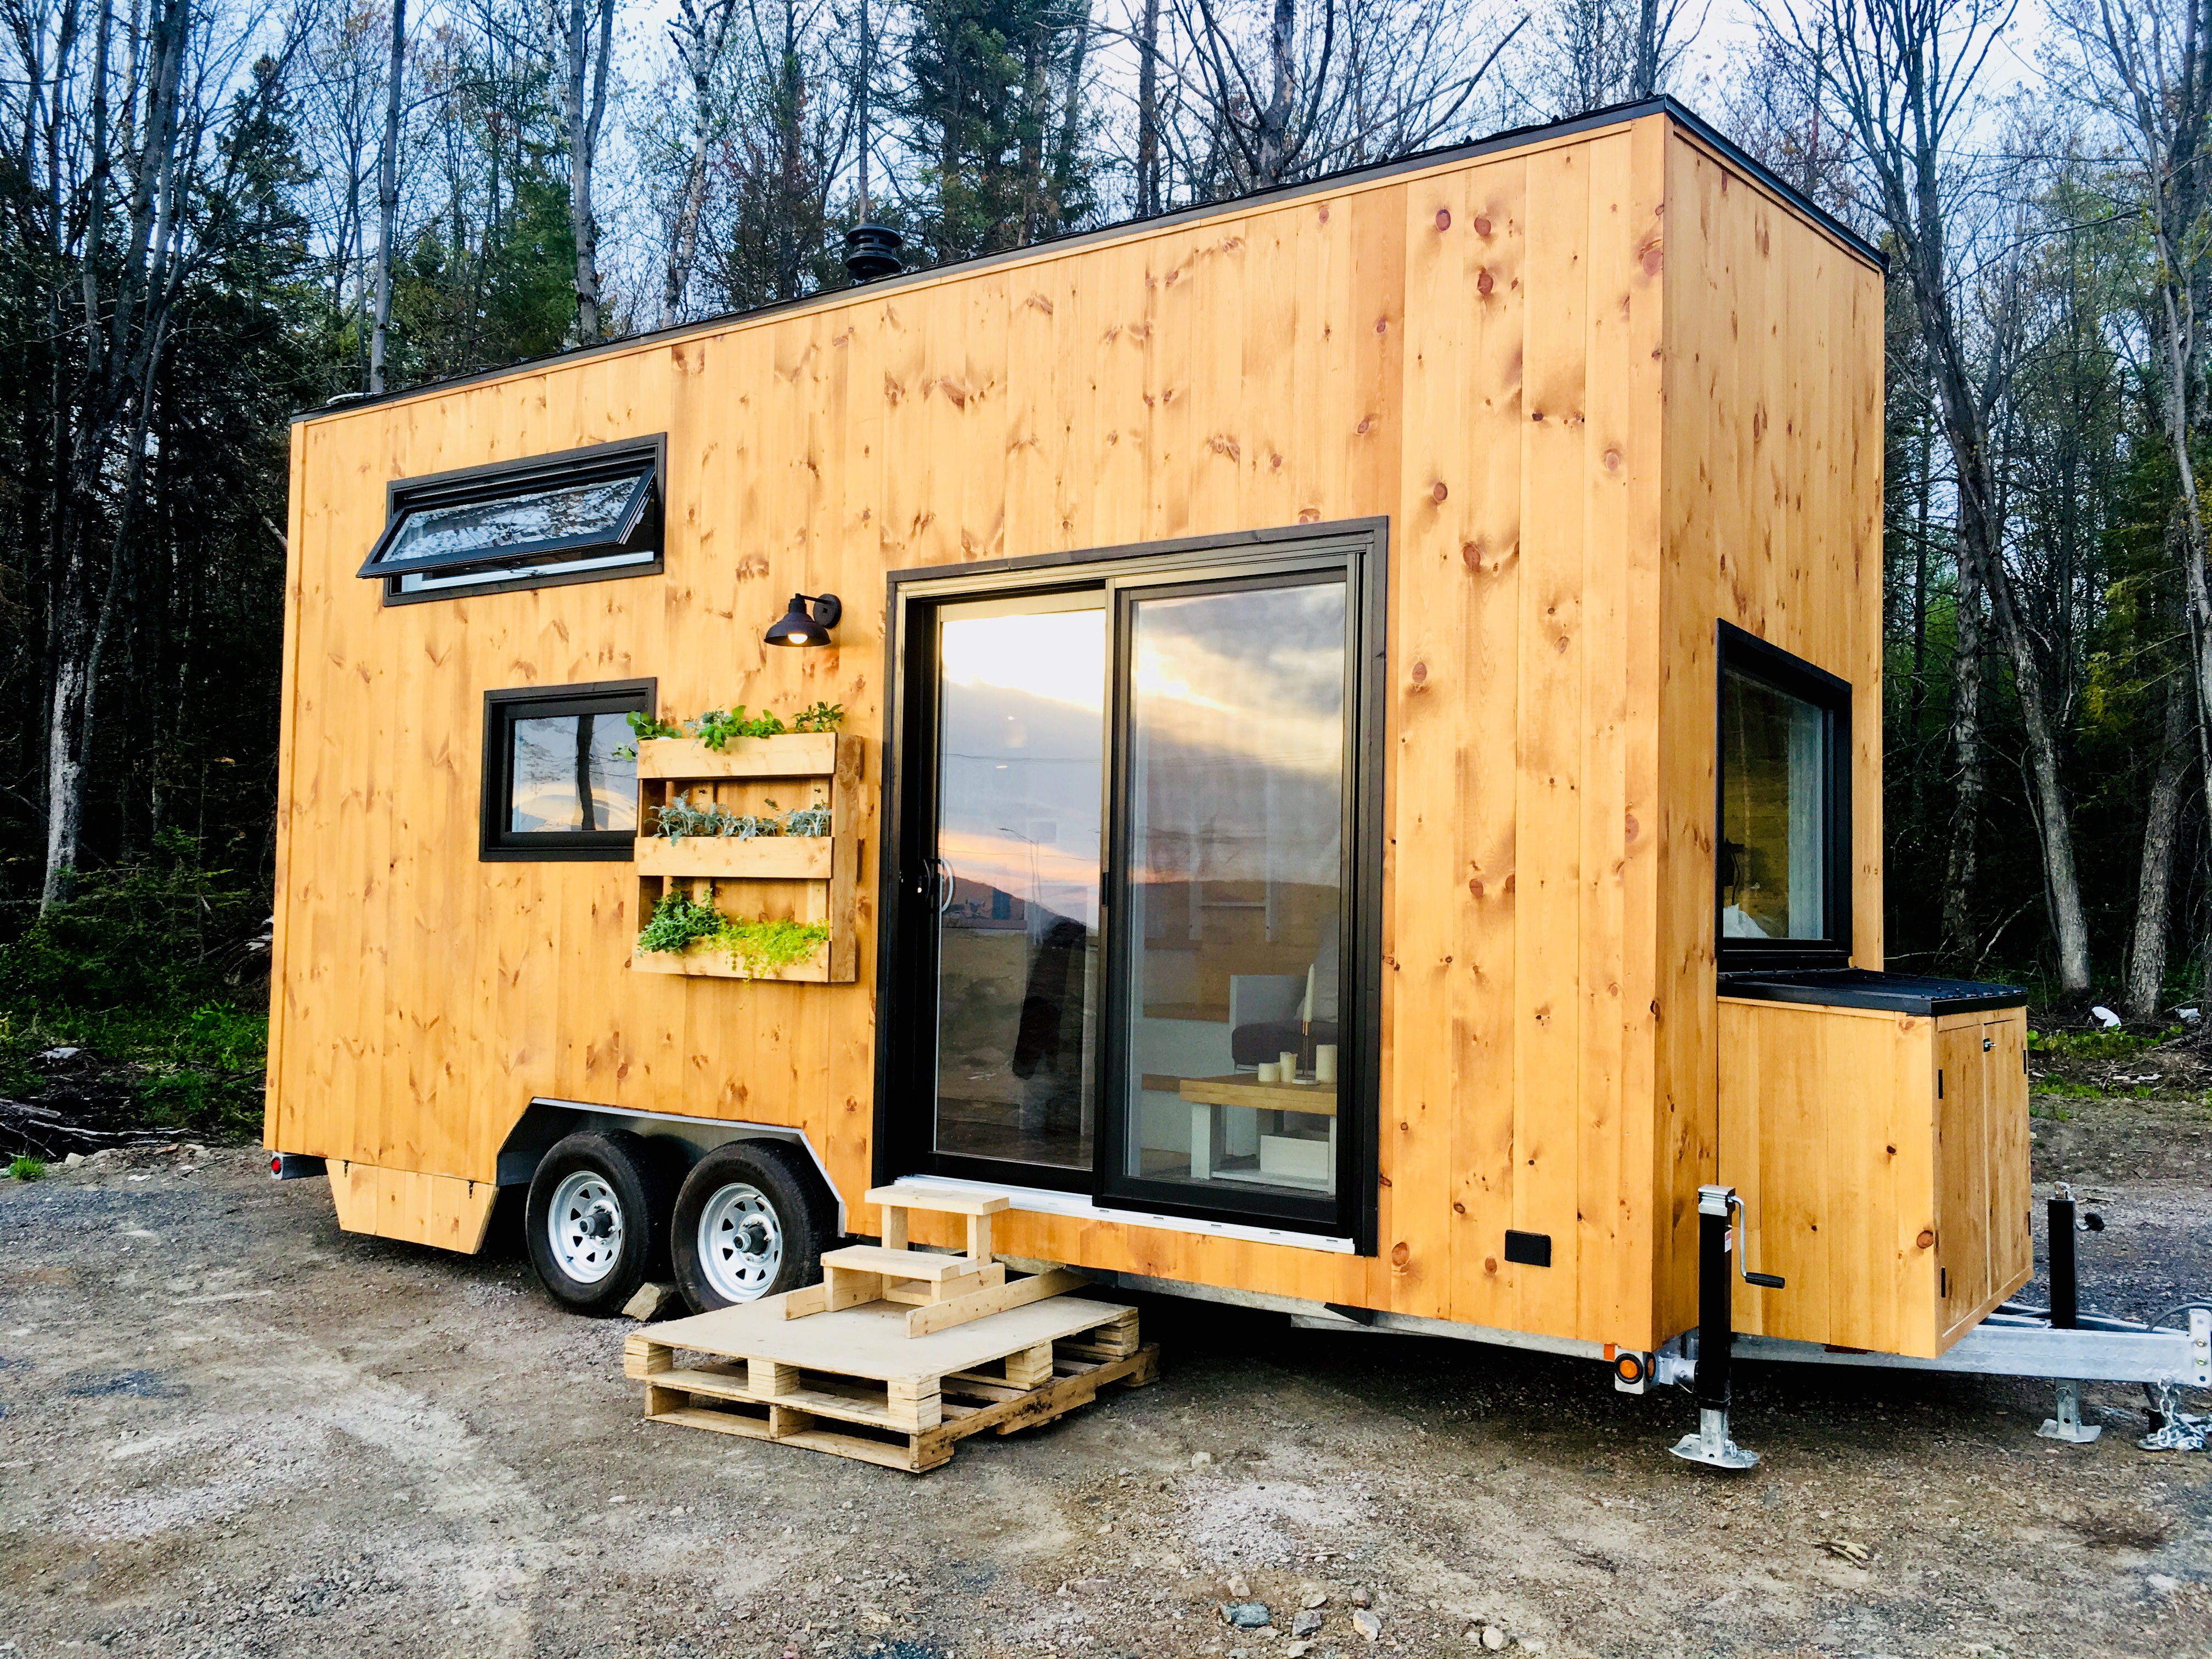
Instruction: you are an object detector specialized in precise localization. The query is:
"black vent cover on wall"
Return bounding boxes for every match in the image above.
[1504,1229,1552,1268]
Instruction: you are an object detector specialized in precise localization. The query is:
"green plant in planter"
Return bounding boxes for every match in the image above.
[652,796,831,842]
[636,890,831,974]
[622,701,844,757]
[718,916,832,975]
[692,706,788,748]
[637,890,728,955]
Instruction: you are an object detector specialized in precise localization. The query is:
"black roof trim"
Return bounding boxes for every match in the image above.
[294,95,1882,428]
[1719,968,2027,1018]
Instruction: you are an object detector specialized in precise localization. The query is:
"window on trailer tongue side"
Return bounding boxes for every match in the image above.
[1716,622,1850,970]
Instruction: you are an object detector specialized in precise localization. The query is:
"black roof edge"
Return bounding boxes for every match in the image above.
[294,94,1883,428]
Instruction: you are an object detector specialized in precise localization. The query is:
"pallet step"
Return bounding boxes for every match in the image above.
[865,1182,1013,1263]
[625,1291,1154,1472]
[820,1244,983,1282]
[862,1184,1011,1218]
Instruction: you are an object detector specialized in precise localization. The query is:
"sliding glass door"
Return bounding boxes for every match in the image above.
[929,596,1104,1173]
[883,529,1380,1240]
[1105,574,1347,1219]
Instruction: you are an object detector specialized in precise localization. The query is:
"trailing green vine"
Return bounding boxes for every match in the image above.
[620,701,845,757]
[636,890,831,975]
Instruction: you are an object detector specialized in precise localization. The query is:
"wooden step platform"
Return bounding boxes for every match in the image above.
[625,1288,1155,1472]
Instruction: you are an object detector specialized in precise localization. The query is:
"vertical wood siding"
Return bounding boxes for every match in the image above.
[270,114,1877,1348]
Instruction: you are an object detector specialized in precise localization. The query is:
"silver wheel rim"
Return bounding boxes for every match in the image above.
[547,1170,626,1285]
[697,1182,783,1302]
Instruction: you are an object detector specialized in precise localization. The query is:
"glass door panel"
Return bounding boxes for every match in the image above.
[930,599,1105,1172]
[1111,575,1348,1207]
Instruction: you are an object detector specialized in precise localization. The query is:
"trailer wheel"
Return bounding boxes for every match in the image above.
[672,1141,832,1311]
[525,1130,678,1316]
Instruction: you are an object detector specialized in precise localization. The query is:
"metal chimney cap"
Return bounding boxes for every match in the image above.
[845,223,904,283]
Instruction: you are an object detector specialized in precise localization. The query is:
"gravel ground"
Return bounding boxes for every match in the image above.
[1,1098,2208,1659]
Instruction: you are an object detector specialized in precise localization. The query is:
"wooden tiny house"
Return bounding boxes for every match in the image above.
[266,99,2031,1363]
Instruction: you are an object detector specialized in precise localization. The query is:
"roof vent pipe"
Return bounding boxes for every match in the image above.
[844,224,904,283]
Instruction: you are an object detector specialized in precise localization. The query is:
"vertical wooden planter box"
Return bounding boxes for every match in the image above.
[630,733,864,983]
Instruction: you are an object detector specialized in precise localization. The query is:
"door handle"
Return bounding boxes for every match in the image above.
[932,856,956,915]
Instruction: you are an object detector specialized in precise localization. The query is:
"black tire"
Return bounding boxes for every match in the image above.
[672,1139,834,1312]
[524,1129,680,1316]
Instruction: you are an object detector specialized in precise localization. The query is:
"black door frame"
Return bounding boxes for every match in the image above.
[873,517,1388,1251]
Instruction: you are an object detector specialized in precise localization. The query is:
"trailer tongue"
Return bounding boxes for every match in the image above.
[1663,1181,2211,1464]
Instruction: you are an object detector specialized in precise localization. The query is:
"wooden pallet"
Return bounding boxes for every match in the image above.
[624,1290,1155,1472]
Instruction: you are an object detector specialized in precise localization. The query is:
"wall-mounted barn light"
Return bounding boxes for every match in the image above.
[765,592,843,647]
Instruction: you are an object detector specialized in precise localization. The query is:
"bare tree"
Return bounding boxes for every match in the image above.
[1529,0,1694,116]
[542,0,618,339]
[1135,0,1162,212]
[1769,0,2097,994]
[2057,0,2212,989]
[1631,0,1693,95]
[2128,664,2197,1019]
[1940,556,1986,961]
[370,0,405,391]
[31,0,304,905]
[1167,0,1523,195]
[656,0,737,324]
[296,0,390,383]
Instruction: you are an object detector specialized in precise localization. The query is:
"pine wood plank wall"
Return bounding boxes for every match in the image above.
[1653,133,1887,1341]
[269,112,1878,1350]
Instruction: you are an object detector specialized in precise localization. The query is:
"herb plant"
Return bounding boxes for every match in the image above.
[651,795,831,842]
[635,890,831,974]
[692,706,787,748]
[620,701,844,755]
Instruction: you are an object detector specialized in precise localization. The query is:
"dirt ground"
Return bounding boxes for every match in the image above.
[3,1094,2209,1659]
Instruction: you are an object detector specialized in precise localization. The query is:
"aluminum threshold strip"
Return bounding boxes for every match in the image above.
[1734,1322,2207,1386]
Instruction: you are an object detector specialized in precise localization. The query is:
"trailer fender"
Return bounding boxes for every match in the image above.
[499,1098,845,1233]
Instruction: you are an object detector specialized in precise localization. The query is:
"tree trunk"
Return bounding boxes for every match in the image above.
[43,0,187,910]
[1908,229,2094,992]
[1632,0,1660,97]
[551,0,614,340]
[1939,551,1982,961]
[661,0,726,325]
[2126,672,2195,1023]
[369,0,405,395]
[1136,0,1160,215]
[1259,0,1293,184]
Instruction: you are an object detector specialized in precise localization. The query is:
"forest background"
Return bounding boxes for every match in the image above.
[2,0,2209,1147]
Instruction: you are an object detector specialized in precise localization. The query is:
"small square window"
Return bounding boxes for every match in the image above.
[481,681,653,861]
[1716,623,1850,967]
[360,437,664,603]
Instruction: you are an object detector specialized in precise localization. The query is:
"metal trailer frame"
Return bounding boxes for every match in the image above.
[1067,1183,2212,1468]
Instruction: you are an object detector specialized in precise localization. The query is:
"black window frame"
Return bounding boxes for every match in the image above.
[1714,620,1853,972]
[480,679,656,862]
[361,435,667,606]
[874,519,1388,1252]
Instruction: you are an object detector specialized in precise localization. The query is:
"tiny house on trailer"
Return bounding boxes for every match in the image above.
[265,98,2038,1404]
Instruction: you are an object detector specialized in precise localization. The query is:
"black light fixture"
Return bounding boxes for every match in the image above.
[765,591,842,647]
